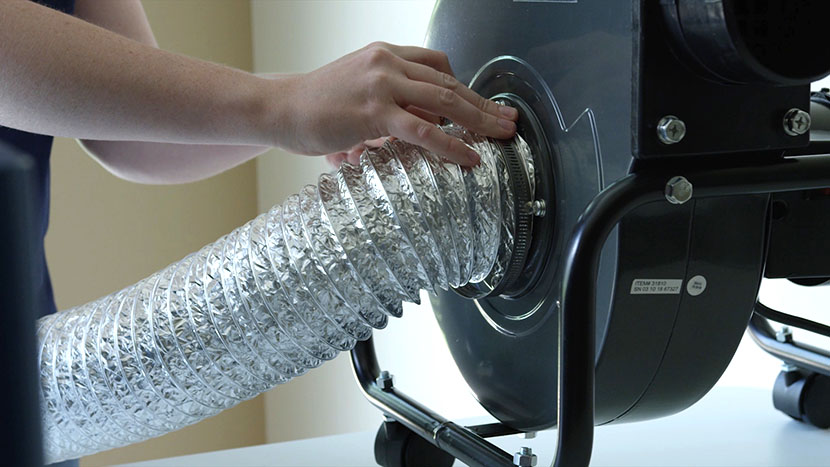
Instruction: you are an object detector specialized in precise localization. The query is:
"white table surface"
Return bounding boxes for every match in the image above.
[122,387,830,466]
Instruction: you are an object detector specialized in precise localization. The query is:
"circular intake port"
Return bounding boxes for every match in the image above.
[452,94,551,302]
[436,55,582,342]
[452,106,537,299]
[661,0,830,84]
[443,63,566,338]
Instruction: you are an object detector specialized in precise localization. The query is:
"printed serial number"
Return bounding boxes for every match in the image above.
[630,279,682,295]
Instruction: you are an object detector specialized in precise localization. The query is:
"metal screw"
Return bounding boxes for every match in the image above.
[527,200,546,217]
[376,370,394,391]
[775,326,793,344]
[521,431,537,439]
[657,115,686,145]
[783,108,811,136]
[513,447,538,467]
[665,176,693,205]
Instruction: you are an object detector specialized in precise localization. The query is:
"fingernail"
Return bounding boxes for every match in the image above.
[500,105,518,119]
[498,118,517,132]
[467,149,480,166]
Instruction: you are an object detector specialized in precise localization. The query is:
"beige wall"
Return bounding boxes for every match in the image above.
[44,1,264,465]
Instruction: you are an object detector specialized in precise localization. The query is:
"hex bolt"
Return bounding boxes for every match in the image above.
[376,370,395,391]
[665,176,693,205]
[513,447,538,467]
[776,326,793,344]
[657,115,686,145]
[783,108,811,136]
[527,200,546,217]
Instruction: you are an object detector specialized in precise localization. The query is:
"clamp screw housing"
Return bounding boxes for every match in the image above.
[528,200,546,217]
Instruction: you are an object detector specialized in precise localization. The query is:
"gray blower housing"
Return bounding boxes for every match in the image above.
[426,0,828,431]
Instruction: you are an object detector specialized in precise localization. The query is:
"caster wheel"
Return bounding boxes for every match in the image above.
[773,369,830,429]
[373,420,455,467]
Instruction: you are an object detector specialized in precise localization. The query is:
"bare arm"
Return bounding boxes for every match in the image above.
[0,0,517,183]
[0,0,276,145]
[73,0,271,184]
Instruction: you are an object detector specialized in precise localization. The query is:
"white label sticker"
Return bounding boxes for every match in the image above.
[630,279,682,295]
[686,275,707,296]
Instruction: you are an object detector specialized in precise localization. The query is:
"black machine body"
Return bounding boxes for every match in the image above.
[425,0,829,432]
[764,92,830,285]
[636,0,823,157]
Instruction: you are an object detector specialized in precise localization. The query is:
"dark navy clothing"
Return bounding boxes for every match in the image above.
[36,0,74,13]
[0,127,58,319]
[1,0,75,320]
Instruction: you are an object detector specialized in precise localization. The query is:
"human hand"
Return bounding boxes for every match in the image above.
[325,137,388,168]
[276,42,518,166]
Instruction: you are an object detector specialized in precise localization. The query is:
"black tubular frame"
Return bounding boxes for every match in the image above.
[749,306,830,378]
[350,154,830,467]
[754,301,830,340]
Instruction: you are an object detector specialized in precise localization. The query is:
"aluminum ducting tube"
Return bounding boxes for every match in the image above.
[36,124,526,463]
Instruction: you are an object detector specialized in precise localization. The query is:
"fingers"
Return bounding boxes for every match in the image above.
[327,138,387,168]
[404,61,518,123]
[364,42,518,137]
[382,44,519,126]
[326,150,361,167]
[405,106,442,125]
[357,42,516,166]
[387,110,480,167]
[395,79,516,140]
[345,147,362,165]
[326,152,347,168]
[362,137,389,148]
[374,42,455,76]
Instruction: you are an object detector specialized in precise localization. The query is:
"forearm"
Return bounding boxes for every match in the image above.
[0,0,282,147]
[80,140,270,184]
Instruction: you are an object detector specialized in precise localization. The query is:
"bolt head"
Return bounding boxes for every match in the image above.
[376,371,394,390]
[657,116,686,145]
[775,327,793,343]
[513,448,538,467]
[665,176,693,205]
[784,108,811,136]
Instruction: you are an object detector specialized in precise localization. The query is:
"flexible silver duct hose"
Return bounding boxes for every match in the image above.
[36,124,530,463]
